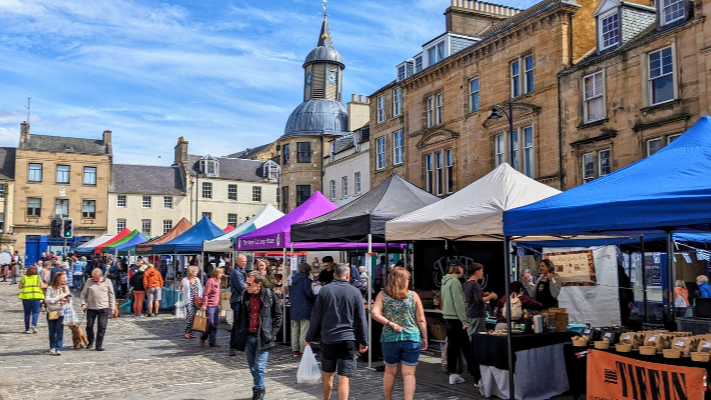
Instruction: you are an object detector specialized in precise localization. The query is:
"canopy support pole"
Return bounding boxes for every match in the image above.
[503,237,515,400]
[666,231,675,323]
[640,236,649,323]
[284,246,290,344]
[367,234,373,369]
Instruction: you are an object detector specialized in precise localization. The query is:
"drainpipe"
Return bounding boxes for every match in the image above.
[320,136,325,193]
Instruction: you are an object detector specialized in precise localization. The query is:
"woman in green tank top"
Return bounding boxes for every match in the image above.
[18,264,46,333]
[371,267,427,400]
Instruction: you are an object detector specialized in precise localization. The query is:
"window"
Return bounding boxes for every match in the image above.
[425,154,433,193]
[584,71,605,122]
[668,134,681,143]
[342,177,348,197]
[296,185,311,206]
[511,60,521,97]
[56,165,70,184]
[202,182,212,199]
[428,41,445,66]
[202,212,212,220]
[265,162,279,181]
[662,0,685,25]
[82,200,96,218]
[117,195,126,207]
[55,199,68,218]
[297,142,311,163]
[582,153,595,183]
[330,180,336,200]
[426,96,435,128]
[469,78,480,112]
[281,186,289,212]
[376,137,386,170]
[0,183,5,199]
[227,214,237,228]
[163,196,173,209]
[510,129,519,170]
[276,187,280,204]
[28,163,42,182]
[141,219,151,237]
[428,47,436,67]
[393,130,404,165]
[524,56,534,94]
[117,219,126,233]
[282,144,290,165]
[523,126,534,178]
[142,196,151,208]
[414,56,423,73]
[436,94,443,125]
[200,158,218,177]
[377,95,385,123]
[252,186,262,202]
[163,220,173,234]
[393,88,402,117]
[647,138,663,156]
[27,197,41,217]
[435,151,443,196]
[495,134,505,166]
[228,184,237,200]
[600,13,619,49]
[445,149,454,194]
[83,167,97,185]
[397,65,406,81]
[599,149,611,176]
[355,172,362,193]
[648,47,674,105]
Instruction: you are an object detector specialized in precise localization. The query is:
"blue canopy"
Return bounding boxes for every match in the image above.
[504,116,711,237]
[152,216,224,254]
[518,233,711,248]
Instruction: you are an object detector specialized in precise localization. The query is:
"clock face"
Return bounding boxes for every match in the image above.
[326,71,338,85]
[305,72,312,86]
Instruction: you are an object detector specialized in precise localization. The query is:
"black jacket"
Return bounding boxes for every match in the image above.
[130,271,145,291]
[235,288,283,351]
[305,279,368,346]
[290,272,316,321]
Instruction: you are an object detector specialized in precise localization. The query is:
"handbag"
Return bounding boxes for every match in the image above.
[48,311,60,320]
[192,310,208,332]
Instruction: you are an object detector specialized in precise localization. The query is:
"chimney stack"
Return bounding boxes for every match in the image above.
[19,121,30,147]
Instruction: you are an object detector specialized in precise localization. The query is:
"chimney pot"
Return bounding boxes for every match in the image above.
[359,95,363,103]
[351,94,356,102]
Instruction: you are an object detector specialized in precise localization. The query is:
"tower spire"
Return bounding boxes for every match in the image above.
[318,0,333,47]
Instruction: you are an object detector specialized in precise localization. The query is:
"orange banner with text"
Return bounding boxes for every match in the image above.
[587,349,705,400]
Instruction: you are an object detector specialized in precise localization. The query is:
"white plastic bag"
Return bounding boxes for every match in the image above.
[296,345,321,385]
[175,300,186,319]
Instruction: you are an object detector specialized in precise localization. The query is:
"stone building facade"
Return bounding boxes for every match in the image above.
[323,123,371,206]
[369,0,600,193]
[13,121,112,260]
[559,0,709,187]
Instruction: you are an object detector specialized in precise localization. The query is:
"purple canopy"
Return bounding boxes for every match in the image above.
[236,191,402,251]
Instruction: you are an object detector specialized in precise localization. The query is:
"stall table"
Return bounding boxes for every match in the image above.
[472,332,575,400]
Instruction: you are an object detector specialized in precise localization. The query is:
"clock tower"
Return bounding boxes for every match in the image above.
[277,15,351,212]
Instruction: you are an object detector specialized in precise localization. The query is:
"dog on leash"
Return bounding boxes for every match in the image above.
[110,301,120,319]
[70,325,89,349]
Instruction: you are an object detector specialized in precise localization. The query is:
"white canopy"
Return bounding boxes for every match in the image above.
[385,163,561,241]
[202,204,284,252]
[75,233,114,249]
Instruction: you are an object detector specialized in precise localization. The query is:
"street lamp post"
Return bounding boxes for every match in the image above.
[485,100,516,400]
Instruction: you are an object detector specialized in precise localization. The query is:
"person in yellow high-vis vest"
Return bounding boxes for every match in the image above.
[18,264,46,333]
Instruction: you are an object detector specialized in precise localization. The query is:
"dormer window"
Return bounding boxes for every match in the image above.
[200,156,219,177]
[600,12,619,50]
[662,0,685,25]
[427,42,445,67]
[414,56,423,73]
[397,65,406,81]
[263,161,280,182]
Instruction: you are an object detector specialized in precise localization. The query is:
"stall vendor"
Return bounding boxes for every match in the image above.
[535,259,561,309]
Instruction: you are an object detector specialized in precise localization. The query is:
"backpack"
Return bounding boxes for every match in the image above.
[502,296,523,320]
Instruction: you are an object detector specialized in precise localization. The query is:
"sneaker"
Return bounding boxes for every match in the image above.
[30,326,37,334]
[25,330,31,334]
[449,374,466,385]
[55,350,62,356]
[229,349,237,356]
[86,343,93,350]
[138,314,145,317]
[48,348,56,355]
[96,347,105,351]
[292,351,303,357]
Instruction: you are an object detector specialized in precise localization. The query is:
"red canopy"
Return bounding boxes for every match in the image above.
[94,228,132,254]
[223,225,235,233]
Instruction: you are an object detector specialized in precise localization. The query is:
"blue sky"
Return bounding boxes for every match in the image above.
[0,0,533,164]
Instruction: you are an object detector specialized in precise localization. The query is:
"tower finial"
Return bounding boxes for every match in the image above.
[317,0,333,47]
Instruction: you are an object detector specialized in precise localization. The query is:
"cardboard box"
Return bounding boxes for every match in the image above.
[220,291,231,300]
[431,324,447,340]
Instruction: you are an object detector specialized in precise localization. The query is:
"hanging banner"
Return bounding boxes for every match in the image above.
[587,350,705,400]
[543,249,597,286]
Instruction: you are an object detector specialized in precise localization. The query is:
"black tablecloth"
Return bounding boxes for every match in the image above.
[472,332,576,370]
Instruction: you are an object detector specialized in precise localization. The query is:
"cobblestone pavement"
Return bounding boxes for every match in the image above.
[0,283,487,400]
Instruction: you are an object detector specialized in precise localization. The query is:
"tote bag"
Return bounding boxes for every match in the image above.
[192,310,209,332]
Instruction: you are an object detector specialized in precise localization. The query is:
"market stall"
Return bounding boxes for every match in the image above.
[72,233,114,254]
[90,228,132,254]
[202,203,284,253]
[135,217,193,255]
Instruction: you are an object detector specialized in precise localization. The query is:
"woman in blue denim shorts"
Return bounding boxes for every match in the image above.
[371,267,427,400]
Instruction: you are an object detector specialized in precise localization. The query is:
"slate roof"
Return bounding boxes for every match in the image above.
[0,148,16,180]
[226,143,270,159]
[110,164,186,195]
[187,155,266,182]
[22,134,109,155]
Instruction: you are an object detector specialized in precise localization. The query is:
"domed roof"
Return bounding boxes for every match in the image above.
[304,45,344,67]
[282,99,350,138]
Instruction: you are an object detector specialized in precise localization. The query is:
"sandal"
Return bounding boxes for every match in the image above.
[185,333,192,339]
